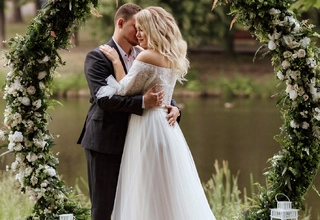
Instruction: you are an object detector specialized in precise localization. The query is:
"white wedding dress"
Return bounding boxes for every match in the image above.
[97,60,216,220]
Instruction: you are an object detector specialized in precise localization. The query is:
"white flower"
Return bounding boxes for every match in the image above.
[282,60,291,69]
[31,175,38,186]
[26,152,38,163]
[33,99,42,110]
[315,115,320,121]
[284,16,301,33]
[33,138,47,149]
[8,142,15,151]
[45,166,56,177]
[38,71,47,80]
[269,8,281,15]
[8,131,24,142]
[285,83,297,100]
[282,35,300,49]
[300,37,311,48]
[14,143,23,151]
[12,113,22,124]
[38,56,49,63]
[24,167,33,177]
[0,130,6,141]
[297,49,306,58]
[289,70,301,81]
[302,122,310,129]
[290,120,299,128]
[268,40,277,50]
[283,51,292,59]
[268,31,281,50]
[39,81,46,90]
[11,161,18,171]
[15,172,24,186]
[300,110,308,118]
[307,58,317,69]
[27,86,36,95]
[21,97,31,106]
[277,71,285,80]
[41,180,49,188]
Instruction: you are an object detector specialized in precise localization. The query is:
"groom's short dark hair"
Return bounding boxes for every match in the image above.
[114,3,142,25]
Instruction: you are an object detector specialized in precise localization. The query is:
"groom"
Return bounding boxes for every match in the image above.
[77,3,181,220]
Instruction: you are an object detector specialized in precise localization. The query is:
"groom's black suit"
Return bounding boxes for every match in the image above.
[77,39,144,219]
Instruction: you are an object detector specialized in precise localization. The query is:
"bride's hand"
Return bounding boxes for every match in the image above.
[99,45,120,64]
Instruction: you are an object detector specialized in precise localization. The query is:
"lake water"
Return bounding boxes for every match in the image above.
[0,97,319,218]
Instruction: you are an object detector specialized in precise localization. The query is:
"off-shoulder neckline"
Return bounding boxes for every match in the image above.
[134,59,171,70]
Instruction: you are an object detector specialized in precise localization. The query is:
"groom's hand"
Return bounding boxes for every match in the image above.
[165,105,180,126]
[144,84,164,108]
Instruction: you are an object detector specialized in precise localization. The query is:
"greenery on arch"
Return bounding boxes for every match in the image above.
[214,0,320,219]
[0,0,320,219]
[0,0,99,218]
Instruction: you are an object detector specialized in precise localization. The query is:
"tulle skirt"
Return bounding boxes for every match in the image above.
[111,107,216,220]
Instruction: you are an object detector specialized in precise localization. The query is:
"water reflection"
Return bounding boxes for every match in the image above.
[0,97,319,218]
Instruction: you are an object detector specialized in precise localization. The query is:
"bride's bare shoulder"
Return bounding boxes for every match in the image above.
[136,50,170,68]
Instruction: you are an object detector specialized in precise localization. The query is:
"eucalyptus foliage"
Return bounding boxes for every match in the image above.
[0,0,98,218]
[214,0,320,219]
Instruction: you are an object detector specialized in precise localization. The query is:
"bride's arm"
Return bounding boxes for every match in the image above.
[99,45,125,81]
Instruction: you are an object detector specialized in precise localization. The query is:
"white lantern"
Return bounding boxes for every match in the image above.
[270,193,298,220]
[59,214,74,220]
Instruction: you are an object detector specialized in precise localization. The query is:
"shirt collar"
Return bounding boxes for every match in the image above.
[112,37,137,59]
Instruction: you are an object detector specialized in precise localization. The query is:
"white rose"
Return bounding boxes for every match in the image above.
[32,99,42,110]
[283,51,292,59]
[45,166,56,177]
[13,113,22,124]
[276,71,285,80]
[285,84,297,100]
[283,35,300,49]
[268,40,277,50]
[297,49,306,58]
[21,97,31,106]
[38,71,47,80]
[39,81,46,90]
[289,70,300,81]
[8,131,24,142]
[14,143,23,151]
[26,152,38,163]
[27,86,36,95]
[24,167,33,177]
[281,60,291,69]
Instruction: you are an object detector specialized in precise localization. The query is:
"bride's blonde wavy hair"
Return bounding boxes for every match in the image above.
[135,6,189,82]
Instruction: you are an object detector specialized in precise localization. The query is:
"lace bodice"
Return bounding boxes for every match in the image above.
[97,60,178,105]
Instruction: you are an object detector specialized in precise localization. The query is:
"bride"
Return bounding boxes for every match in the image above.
[97,6,216,220]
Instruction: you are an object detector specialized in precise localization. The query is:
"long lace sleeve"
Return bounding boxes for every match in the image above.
[96,60,154,99]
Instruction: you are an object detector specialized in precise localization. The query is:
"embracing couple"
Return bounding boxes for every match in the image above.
[77,3,216,220]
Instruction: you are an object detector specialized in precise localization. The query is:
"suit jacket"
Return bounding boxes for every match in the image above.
[77,39,180,154]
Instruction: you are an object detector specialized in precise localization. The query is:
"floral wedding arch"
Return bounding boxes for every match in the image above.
[0,0,319,219]
[213,0,320,218]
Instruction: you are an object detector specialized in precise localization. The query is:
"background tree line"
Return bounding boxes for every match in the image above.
[0,0,320,53]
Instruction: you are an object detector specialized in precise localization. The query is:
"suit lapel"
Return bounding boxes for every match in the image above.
[107,39,128,74]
